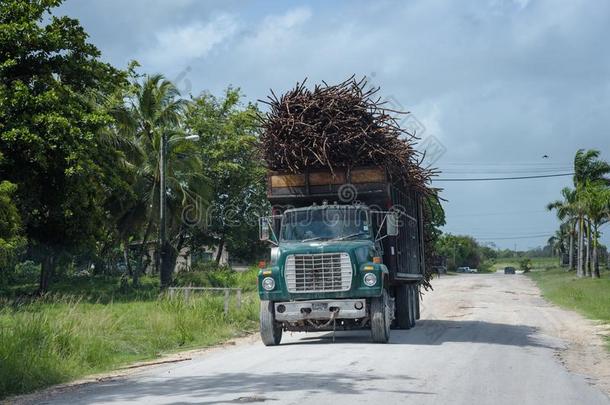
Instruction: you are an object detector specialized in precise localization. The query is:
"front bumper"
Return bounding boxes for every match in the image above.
[274,299,367,322]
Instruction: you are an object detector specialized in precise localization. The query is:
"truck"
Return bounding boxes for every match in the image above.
[257,166,426,345]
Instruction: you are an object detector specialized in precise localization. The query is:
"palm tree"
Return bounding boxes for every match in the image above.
[572,149,610,276]
[547,225,569,264]
[574,149,610,186]
[112,75,210,285]
[582,182,610,278]
[547,187,578,273]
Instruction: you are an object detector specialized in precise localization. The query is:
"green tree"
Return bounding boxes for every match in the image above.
[435,234,481,271]
[0,0,125,292]
[0,181,26,278]
[186,88,268,264]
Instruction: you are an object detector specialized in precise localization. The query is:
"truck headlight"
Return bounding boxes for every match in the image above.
[363,273,377,287]
[262,277,275,291]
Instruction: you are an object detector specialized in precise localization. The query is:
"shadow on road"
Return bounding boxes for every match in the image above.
[39,371,434,404]
[282,319,552,349]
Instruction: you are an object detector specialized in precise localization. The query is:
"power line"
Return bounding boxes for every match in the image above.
[450,209,547,218]
[476,235,552,240]
[434,173,574,182]
[441,168,572,174]
[442,161,572,166]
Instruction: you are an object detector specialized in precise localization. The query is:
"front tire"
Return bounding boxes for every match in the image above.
[371,289,391,343]
[260,300,282,346]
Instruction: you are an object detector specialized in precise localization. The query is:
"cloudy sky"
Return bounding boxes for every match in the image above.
[57,0,610,250]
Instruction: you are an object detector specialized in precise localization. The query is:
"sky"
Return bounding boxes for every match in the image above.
[56,0,610,250]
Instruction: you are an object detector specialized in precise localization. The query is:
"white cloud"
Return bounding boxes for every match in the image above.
[242,7,312,52]
[139,14,239,72]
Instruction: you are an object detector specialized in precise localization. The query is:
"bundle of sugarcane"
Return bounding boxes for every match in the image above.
[257,76,436,194]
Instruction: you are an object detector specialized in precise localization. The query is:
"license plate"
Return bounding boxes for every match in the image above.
[312,302,328,311]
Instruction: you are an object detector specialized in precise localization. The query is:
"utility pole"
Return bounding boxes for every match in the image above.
[453,241,460,270]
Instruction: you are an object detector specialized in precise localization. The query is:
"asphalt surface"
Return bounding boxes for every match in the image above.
[29,273,610,405]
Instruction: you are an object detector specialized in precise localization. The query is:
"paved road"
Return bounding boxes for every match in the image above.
[31,273,610,405]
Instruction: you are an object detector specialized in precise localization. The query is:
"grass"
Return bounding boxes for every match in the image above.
[0,266,261,400]
[492,256,559,272]
[524,260,610,350]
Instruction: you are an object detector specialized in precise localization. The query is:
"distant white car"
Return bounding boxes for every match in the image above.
[456,266,477,273]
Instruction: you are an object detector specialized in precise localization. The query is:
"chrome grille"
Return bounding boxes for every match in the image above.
[285,253,352,293]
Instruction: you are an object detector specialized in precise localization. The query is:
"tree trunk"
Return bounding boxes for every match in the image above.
[38,254,55,295]
[593,225,600,278]
[576,217,585,277]
[568,226,575,271]
[123,239,139,286]
[215,237,225,264]
[160,241,174,288]
[585,221,592,277]
[136,217,154,277]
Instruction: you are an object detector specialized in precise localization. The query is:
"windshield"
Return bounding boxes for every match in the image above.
[280,207,370,242]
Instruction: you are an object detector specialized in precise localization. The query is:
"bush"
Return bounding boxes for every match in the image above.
[0,181,26,277]
[174,262,258,292]
[520,258,532,273]
[12,260,40,284]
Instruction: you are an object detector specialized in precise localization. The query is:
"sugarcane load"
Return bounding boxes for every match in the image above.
[256,76,440,345]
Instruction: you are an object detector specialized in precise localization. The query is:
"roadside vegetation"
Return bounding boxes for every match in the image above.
[0,4,265,399]
[528,266,610,325]
[435,234,498,272]
[0,266,259,400]
[529,264,610,351]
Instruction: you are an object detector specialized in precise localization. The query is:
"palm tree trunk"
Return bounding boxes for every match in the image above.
[576,216,585,277]
[585,221,591,277]
[568,225,575,271]
[137,217,154,278]
[593,224,600,278]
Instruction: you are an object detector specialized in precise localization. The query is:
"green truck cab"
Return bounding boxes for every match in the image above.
[257,167,425,345]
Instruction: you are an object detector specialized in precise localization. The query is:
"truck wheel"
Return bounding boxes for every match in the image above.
[394,285,411,329]
[260,300,282,346]
[415,285,421,320]
[371,289,391,343]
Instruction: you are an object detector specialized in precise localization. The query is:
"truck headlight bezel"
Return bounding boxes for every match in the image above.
[363,273,377,287]
[262,277,276,291]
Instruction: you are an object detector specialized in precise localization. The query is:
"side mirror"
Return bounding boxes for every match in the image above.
[386,212,399,236]
[259,216,271,241]
[259,216,278,245]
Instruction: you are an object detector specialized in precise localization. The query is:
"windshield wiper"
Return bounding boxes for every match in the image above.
[333,231,369,241]
[300,236,327,242]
